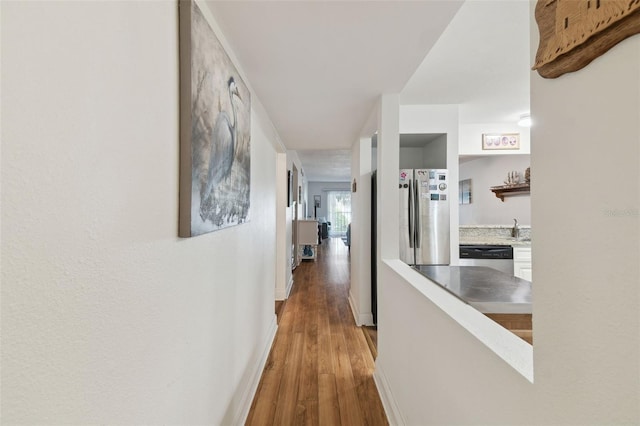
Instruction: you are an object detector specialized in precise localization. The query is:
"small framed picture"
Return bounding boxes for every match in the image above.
[459,179,472,205]
[482,133,520,150]
[287,170,292,207]
[314,195,321,208]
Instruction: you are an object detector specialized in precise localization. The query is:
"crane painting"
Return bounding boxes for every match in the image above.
[179,1,251,237]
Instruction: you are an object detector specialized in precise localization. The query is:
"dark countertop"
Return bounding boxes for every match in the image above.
[413,265,532,314]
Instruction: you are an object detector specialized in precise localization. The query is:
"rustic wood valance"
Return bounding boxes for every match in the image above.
[533,0,640,78]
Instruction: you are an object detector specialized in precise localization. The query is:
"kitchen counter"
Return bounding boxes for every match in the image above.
[413,265,531,314]
[459,224,532,247]
[459,236,532,247]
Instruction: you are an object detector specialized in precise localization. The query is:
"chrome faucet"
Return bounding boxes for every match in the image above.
[511,218,520,240]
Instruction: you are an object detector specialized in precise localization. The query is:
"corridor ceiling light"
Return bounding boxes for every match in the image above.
[518,114,532,127]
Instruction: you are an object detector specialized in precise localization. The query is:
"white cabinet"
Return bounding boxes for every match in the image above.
[514,262,532,282]
[298,220,319,261]
[513,247,532,281]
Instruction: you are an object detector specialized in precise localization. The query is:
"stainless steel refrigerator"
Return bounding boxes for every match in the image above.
[399,169,450,265]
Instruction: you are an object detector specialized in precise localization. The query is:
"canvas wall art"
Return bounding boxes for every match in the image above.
[179,0,251,237]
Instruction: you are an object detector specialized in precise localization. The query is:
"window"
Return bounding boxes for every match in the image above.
[326,191,351,237]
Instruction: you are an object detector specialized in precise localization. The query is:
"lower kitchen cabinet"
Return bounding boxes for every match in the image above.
[513,247,532,281]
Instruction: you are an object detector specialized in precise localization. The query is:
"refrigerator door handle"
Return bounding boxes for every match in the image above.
[414,178,420,248]
[408,178,414,248]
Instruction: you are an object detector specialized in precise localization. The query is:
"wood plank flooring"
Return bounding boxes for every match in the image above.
[246,238,388,426]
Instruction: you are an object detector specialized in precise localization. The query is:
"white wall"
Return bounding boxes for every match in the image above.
[349,108,379,328]
[349,138,374,326]
[423,134,447,169]
[306,181,351,220]
[398,147,426,170]
[288,151,308,220]
[286,150,307,276]
[459,154,531,225]
[377,96,401,261]
[374,11,640,425]
[399,138,447,170]
[275,153,289,300]
[1,1,281,424]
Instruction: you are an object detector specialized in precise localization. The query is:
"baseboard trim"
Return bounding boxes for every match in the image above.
[285,274,294,298]
[374,364,406,426]
[232,315,277,425]
[348,292,374,326]
[276,274,294,300]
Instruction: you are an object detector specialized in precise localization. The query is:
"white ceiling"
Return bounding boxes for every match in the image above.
[296,149,352,183]
[205,0,531,182]
[401,0,531,124]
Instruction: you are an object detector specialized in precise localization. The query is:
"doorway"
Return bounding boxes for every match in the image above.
[326,190,351,237]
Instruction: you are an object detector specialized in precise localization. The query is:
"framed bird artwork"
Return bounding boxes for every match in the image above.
[178,0,251,237]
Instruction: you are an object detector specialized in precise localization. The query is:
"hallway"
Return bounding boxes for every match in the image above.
[246,238,387,425]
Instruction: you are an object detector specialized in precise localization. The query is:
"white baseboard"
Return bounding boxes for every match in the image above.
[285,274,294,298]
[348,292,374,326]
[231,315,278,425]
[374,364,406,426]
[276,274,294,300]
[275,285,286,300]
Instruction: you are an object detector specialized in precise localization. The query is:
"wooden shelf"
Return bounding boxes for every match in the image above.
[490,183,530,201]
[299,245,317,261]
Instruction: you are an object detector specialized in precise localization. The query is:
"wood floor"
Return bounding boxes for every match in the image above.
[246,238,388,426]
